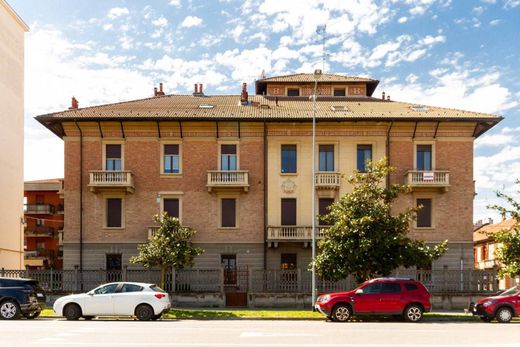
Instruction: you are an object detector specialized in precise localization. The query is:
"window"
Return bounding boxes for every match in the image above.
[287,88,300,96]
[120,284,143,293]
[36,219,44,227]
[318,198,334,226]
[221,198,236,228]
[333,88,346,96]
[281,253,297,270]
[405,283,418,291]
[416,145,432,171]
[362,282,382,294]
[281,198,297,226]
[106,198,122,228]
[106,144,122,171]
[94,283,118,295]
[381,282,401,293]
[357,144,372,172]
[163,144,180,174]
[221,144,237,171]
[319,145,334,171]
[163,198,179,218]
[416,198,432,228]
[281,145,297,173]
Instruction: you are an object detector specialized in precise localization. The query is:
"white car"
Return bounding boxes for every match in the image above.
[53,282,171,321]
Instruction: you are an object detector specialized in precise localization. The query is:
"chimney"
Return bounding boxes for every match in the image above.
[154,87,158,96]
[69,97,79,109]
[488,218,494,225]
[193,83,204,97]
[199,83,203,94]
[240,83,249,104]
[387,95,391,101]
[156,83,165,96]
[382,91,385,100]
[194,83,198,94]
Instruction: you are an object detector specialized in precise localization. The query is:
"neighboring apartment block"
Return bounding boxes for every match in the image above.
[36,73,501,274]
[474,219,519,289]
[24,179,64,269]
[0,0,28,269]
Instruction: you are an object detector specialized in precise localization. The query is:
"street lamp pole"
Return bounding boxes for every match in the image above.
[311,69,322,308]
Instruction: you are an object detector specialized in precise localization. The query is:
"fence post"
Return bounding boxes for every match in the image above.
[50,268,54,292]
[248,267,253,293]
[74,265,79,292]
[171,268,176,293]
[297,268,302,292]
[122,265,127,282]
[219,267,225,294]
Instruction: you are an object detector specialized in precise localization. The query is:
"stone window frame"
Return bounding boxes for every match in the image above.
[356,141,376,173]
[413,140,436,171]
[103,193,125,230]
[158,191,184,223]
[414,194,435,230]
[285,86,301,97]
[217,140,240,171]
[102,139,125,171]
[160,139,183,177]
[218,194,240,230]
[280,142,299,175]
[316,141,339,173]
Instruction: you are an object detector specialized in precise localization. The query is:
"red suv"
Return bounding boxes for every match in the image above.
[315,278,431,322]
[472,285,520,323]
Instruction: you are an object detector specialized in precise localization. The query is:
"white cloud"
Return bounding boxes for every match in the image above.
[107,7,129,19]
[475,134,515,148]
[398,16,408,23]
[230,24,245,42]
[152,17,168,27]
[504,0,520,8]
[180,15,203,28]
[102,23,113,30]
[168,0,181,7]
[418,35,446,45]
[489,19,502,26]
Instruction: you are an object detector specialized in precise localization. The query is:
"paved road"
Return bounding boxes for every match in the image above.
[0,319,518,347]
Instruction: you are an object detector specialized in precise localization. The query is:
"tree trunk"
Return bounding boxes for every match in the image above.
[160,264,166,289]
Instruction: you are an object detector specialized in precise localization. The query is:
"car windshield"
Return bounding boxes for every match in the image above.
[499,286,520,296]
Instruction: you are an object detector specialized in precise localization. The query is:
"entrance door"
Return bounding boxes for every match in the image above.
[106,253,122,282]
[221,255,248,307]
[221,254,237,286]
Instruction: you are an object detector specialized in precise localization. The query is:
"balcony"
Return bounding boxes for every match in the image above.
[315,172,341,195]
[266,226,327,247]
[148,226,160,239]
[206,170,249,192]
[24,204,54,214]
[25,226,55,238]
[404,170,450,191]
[475,259,498,270]
[88,170,135,193]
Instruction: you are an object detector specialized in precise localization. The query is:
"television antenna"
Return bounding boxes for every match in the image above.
[316,25,328,72]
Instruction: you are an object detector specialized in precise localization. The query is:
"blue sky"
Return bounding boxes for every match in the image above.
[10,0,520,222]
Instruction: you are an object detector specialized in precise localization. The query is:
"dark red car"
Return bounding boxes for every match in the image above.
[472,285,520,323]
[315,278,431,322]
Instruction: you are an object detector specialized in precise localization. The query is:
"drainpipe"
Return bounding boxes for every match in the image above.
[386,121,393,188]
[74,121,84,285]
[263,121,267,270]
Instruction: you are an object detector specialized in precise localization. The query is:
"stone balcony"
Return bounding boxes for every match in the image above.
[266,226,327,247]
[404,170,450,191]
[206,170,249,192]
[88,170,135,193]
[315,172,341,189]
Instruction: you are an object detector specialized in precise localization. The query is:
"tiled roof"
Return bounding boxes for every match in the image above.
[36,94,501,121]
[24,178,63,184]
[256,73,378,83]
[474,219,517,242]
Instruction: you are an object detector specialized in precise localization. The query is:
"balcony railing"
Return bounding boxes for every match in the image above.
[404,170,450,190]
[206,170,249,192]
[148,226,160,239]
[267,226,327,243]
[315,172,341,189]
[24,204,54,214]
[88,170,135,193]
[475,259,498,270]
[25,226,55,237]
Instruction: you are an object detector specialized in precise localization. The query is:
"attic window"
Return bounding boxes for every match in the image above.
[199,104,215,109]
[259,104,270,109]
[411,106,429,112]
[330,105,348,112]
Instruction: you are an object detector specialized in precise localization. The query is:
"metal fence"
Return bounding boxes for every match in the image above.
[0,267,499,295]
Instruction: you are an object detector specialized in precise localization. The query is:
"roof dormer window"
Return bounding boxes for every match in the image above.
[287,88,300,97]
[330,105,348,112]
[411,106,429,112]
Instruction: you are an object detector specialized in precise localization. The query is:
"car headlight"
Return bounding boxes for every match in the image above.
[482,300,495,307]
[318,294,330,303]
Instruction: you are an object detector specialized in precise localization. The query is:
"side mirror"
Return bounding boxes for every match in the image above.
[355,289,364,295]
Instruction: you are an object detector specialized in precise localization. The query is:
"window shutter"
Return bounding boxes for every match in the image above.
[106,144,121,158]
[281,198,297,226]
[164,144,179,155]
[107,198,122,228]
[163,198,179,218]
[416,199,432,227]
[221,199,236,227]
[221,145,237,155]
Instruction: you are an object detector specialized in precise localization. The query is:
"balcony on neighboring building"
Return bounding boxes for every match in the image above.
[88,170,135,193]
[266,226,327,247]
[475,259,498,270]
[404,170,450,191]
[315,172,341,191]
[24,249,55,267]
[24,204,55,214]
[206,170,249,192]
[25,226,55,238]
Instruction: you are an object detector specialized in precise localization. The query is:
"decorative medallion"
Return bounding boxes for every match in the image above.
[281,179,296,194]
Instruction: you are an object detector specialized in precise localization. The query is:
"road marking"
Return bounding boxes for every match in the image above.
[240,332,318,338]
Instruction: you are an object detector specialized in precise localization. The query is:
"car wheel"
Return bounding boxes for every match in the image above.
[0,300,21,320]
[403,304,423,322]
[331,304,352,322]
[24,311,41,319]
[495,307,513,323]
[135,304,154,321]
[479,316,493,322]
[151,314,162,321]
[63,303,82,321]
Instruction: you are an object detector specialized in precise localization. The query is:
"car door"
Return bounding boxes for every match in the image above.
[353,282,382,313]
[82,283,118,316]
[379,282,403,313]
[112,283,145,315]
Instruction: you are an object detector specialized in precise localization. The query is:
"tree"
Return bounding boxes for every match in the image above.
[487,179,520,279]
[314,158,447,283]
[130,214,204,289]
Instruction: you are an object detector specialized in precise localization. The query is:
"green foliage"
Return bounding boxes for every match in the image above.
[130,214,204,287]
[314,158,447,283]
[487,179,520,279]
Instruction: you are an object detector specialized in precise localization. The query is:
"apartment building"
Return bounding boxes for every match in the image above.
[0,0,28,269]
[36,73,501,275]
[24,179,64,269]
